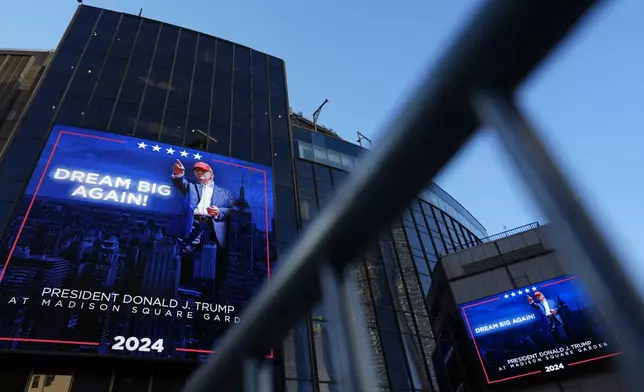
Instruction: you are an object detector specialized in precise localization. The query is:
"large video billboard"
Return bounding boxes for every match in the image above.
[460,275,622,384]
[0,125,274,360]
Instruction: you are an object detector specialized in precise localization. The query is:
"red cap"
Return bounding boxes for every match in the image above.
[534,291,543,297]
[193,162,212,173]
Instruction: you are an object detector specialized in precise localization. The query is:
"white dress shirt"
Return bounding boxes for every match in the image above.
[542,299,551,314]
[194,182,214,216]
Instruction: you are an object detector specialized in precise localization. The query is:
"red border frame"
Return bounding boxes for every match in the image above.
[0,129,274,359]
[461,275,622,384]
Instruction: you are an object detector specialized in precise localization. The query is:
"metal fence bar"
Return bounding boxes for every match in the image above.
[472,90,644,387]
[183,1,604,391]
[319,263,377,392]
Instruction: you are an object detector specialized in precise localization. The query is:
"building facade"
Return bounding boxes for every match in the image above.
[0,49,53,153]
[0,5,488,392]
[428,224,624,392]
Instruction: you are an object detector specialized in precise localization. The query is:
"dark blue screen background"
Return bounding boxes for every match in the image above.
[0,125,275,361]
[460,275,622,384]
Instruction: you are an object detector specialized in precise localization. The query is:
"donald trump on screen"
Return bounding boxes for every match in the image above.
[166,159,234,295]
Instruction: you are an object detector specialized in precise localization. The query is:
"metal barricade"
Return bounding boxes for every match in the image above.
[184,1,644,391]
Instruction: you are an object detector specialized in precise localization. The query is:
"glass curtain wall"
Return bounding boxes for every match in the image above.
[284,147,483,391]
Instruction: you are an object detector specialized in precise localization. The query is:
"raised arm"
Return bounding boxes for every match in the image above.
[171,159,190,193]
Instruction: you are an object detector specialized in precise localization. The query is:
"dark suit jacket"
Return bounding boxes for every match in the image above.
[531,299,564,324]
[166,175,235,248]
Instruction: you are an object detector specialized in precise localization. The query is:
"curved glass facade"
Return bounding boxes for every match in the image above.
[291,126,487,239]
[285,127,486,391]
[0,4,486,391]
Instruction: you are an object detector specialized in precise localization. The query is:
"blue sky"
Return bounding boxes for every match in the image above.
[2,1,642,274]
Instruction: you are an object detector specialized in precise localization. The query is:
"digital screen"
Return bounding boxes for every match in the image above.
[460,275,623,384]
[0,125,274,360]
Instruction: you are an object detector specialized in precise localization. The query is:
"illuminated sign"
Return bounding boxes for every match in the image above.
[0,125,274,360]
[460,275,622,384]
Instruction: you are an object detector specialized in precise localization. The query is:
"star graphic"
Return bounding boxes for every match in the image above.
[180,150,189,157]
[532,287,537,291]
[518,290,523,295]
[504,294,509,299]
[511,292,516,297]
[137,142,147,149]
[152,145,161,152]
[166,147,175,155]
[193,153,202,160]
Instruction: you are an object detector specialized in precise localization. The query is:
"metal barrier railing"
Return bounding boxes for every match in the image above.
[184,1,644,391]
[446,221,540,254]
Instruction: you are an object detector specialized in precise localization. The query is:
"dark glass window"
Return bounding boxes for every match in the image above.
[157,25,179,51]
[252,51,268,96]
[135,20,160,49]
[65,7,100,49]
[175,30,197,73]
[230,125,251,161]
[120,62,149,102]
[313,164,331,182]
[0,179,26,202]
[153,26,178,70]
[268,56,285,97]
[189,97,210,118]
[15,120,50,139]
[196,35,216,64]
[253,98,270,136]
[95,56,127,98]
[212,81,231,109]
[26,88,64,123]
[315,180,333,196]
[166,93,189,113]
[252,131,271,166]
[419,274,432,297]
[207,115,229,156]
[295,159,313,177]
[87,11,120,54]
[49,46,83,75]
[143,68,171,107]
[297,175,315,192]
[405,227,422,251]
[375,306,398,331]
[413,255,430,276]
[170,72,191,100]
[135,105,162,141]
[0,138,43,180]
[160,110,186,145]
[111,15,139,58]
[380,330,412,390]
[270,93,288,139]
[273,138,293,186]
[69,72,98,95]
[109,100,138,135]
[234,46,250,90]
[330,168,348,188]
[275,185,297,226]
[83,96,114,130]
[56,92,90,125]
